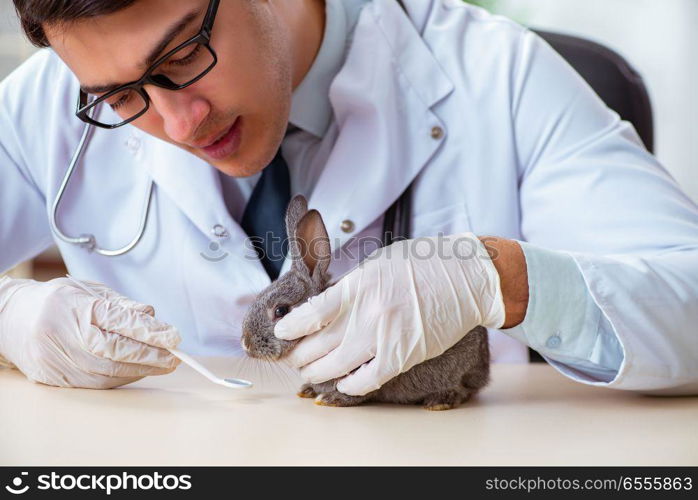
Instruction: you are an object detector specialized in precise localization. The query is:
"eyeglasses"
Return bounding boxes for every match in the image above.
[76,0,220,129]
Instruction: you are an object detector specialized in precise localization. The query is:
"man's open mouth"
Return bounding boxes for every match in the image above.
[197,116,242,160]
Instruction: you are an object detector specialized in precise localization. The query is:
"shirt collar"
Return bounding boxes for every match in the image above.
[288,0,349,138]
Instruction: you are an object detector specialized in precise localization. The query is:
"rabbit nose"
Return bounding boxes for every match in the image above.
[240,334,250,353]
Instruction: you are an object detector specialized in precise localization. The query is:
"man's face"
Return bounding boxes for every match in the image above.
[47,0,293,177]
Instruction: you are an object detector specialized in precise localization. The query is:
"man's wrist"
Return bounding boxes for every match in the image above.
[478,236,529,328]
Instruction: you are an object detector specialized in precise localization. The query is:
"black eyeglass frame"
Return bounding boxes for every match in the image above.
[76,0,220,129]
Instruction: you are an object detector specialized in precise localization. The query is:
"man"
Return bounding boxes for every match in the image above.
[1,0,696,394]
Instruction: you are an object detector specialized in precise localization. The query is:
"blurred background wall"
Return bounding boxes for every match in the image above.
[1,0,696,280]
[0,3,36,278]
[0,3,34,77]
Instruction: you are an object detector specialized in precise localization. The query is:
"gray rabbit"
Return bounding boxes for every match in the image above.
[241,195,490,410]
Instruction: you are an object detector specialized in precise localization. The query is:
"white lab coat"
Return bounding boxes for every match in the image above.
[1,0,697,392]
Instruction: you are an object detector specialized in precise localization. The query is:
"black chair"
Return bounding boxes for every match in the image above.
[525,30,655,362]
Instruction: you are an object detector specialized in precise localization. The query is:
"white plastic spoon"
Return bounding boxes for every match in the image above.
[65,274,252,389]
[167,348,252,389]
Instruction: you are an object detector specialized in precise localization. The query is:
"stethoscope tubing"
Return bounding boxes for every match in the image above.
[50,119,155,257]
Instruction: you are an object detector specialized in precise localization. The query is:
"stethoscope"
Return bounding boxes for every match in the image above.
[50,119,412,258]
[49,119,155,257]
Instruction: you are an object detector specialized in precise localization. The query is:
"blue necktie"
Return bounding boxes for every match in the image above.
[241,149,291,280]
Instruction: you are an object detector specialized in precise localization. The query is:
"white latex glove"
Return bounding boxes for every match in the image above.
[0,276,181,389]
[274,232,506,396]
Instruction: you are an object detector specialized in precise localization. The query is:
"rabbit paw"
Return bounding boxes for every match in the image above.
[297,384,317,399]
[314,391,366,407]
[424,403,457,411]
[422,390,471,411]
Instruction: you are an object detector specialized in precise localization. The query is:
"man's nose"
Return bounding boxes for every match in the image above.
[146,86,210,144]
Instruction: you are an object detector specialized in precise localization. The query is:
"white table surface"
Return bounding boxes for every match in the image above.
[1,359,696,466]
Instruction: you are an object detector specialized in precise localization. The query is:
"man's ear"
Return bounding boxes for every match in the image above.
[294,209,331,280]
[285,194,308,262]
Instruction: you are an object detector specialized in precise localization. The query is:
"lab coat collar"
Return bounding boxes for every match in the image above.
[374,0,455,110]
[301,0,455,257]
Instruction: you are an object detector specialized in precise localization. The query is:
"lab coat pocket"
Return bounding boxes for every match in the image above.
[410,201,472,238]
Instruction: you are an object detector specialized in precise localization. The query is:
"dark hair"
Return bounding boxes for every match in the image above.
[12,0,137,47]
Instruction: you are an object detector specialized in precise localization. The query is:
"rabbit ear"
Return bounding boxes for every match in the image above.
[294,209,331,282]
[285,195,309,261]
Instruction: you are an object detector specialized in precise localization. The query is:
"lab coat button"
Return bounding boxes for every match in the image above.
[546,335,561,349]
[431,126,444,140]
[211,224,229,238]
[126,137,141,151]
[340,219,355,233]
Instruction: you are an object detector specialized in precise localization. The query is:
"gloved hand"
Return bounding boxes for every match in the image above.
[274,232,506,396]
[0,276,181,389]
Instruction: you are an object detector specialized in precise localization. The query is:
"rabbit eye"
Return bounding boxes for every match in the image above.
[274,305,290,319]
